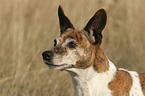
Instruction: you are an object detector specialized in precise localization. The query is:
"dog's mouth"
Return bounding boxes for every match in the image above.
[43,60,75,71]
[43,60,67,67]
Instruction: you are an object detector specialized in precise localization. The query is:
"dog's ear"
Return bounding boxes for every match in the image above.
[58,5,75,34]
[84,9,107,44]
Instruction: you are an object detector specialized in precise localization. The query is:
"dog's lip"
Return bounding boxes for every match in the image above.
[44,60,67,67]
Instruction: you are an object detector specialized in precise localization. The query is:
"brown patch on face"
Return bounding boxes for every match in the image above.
[75,51,93,69]
[61,29,84,44]
[52,46,66,55]
[93,47,109,73]
[139,73,145,95]
[108,70,133,96]
[73,32,95,69]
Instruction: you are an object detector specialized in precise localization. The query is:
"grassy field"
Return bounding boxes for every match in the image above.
[0,0,145,96]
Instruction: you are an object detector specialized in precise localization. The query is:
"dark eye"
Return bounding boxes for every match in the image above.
[54,39,57,46]
[68,41,77,48]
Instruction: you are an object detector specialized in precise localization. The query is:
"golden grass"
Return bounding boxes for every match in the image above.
[0,0,145,96]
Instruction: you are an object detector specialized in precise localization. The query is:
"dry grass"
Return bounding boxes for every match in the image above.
[0,0,145,96]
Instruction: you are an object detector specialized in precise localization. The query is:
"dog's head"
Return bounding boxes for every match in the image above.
[42,6,107,71]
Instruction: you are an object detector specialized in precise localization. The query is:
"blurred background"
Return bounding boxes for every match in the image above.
[0,0,145,96]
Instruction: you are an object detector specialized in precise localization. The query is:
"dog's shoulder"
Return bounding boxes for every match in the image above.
[139,73,145,95]
[108,68,145,96]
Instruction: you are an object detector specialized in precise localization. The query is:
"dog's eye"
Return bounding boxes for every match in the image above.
[68,41,77,48]
[54,39,57,46]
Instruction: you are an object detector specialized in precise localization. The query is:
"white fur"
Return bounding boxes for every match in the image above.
[55,38,60,46]
[67,60,117,96]
[89,29,95,42]
[119,68,144,96]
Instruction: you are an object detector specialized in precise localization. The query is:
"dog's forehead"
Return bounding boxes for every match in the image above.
[60,29,86,43]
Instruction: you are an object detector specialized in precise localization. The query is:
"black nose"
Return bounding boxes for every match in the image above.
[42,51,53,61]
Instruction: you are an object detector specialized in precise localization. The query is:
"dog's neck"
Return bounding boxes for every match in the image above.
[67,48,117,96]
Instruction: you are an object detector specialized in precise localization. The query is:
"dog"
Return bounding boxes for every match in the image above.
[42,6,145,96]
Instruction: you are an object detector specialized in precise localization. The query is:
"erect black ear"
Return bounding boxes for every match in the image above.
[84,9,107,44]
[58,5,75,34]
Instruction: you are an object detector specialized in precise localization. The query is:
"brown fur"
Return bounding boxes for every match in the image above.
[52,46,66,55]
[59,29,95,69]
[108,70,132,96]
[139,73,145,95]
[93,47,109,73]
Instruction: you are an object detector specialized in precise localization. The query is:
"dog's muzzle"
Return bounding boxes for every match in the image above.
[42,50,53,63]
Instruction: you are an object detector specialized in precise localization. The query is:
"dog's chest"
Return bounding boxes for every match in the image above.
[70,62,116,96]
[71,72,113,96]
[72,79,112,96]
